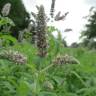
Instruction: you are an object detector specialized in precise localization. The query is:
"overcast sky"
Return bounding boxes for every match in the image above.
[22,0,96,45]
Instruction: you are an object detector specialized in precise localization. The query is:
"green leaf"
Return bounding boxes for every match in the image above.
[17,80,30,96]
[39,91,57,96]
[0,17,15,26]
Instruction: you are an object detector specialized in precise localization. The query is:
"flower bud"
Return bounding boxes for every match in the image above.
[1,3,11,16]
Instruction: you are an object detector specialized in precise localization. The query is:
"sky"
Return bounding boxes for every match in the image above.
[22,0,96,45]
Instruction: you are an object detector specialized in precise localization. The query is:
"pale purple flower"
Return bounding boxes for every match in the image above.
[0,50,27,64]
[1,3,11,16]
[53,54,80,65]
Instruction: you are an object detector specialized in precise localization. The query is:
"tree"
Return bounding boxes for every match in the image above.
[81,8,96,39]
[0,0,30,38]
[81,7,96,49]
[70,42,79,48]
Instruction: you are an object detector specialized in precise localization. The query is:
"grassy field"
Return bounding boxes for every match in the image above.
[0,42,96,96]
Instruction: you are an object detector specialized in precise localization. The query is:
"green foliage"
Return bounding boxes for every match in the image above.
[0,17,14,27]
[70,42,79,48]
[0,42,96,96]
[0,0,30,38]
[0,2,96,96]
[0,35,17,47]
[81,8,96,39]
[81,8,96,49]
[0,10,16,47]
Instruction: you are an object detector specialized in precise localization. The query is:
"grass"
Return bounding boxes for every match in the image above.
[0,42,96,96]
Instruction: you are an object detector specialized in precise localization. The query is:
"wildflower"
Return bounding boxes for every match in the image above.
[1,3,11,16]
[27,23,32,32]
[50,0,56,18]
[43,81,54,90]
[37,5,47,57]
[0,50,27,64]
[53,54,80,65]
[55,12,69,21]
[18,30,24,42]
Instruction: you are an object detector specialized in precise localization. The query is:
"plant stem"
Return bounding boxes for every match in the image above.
[40,63,54,73]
